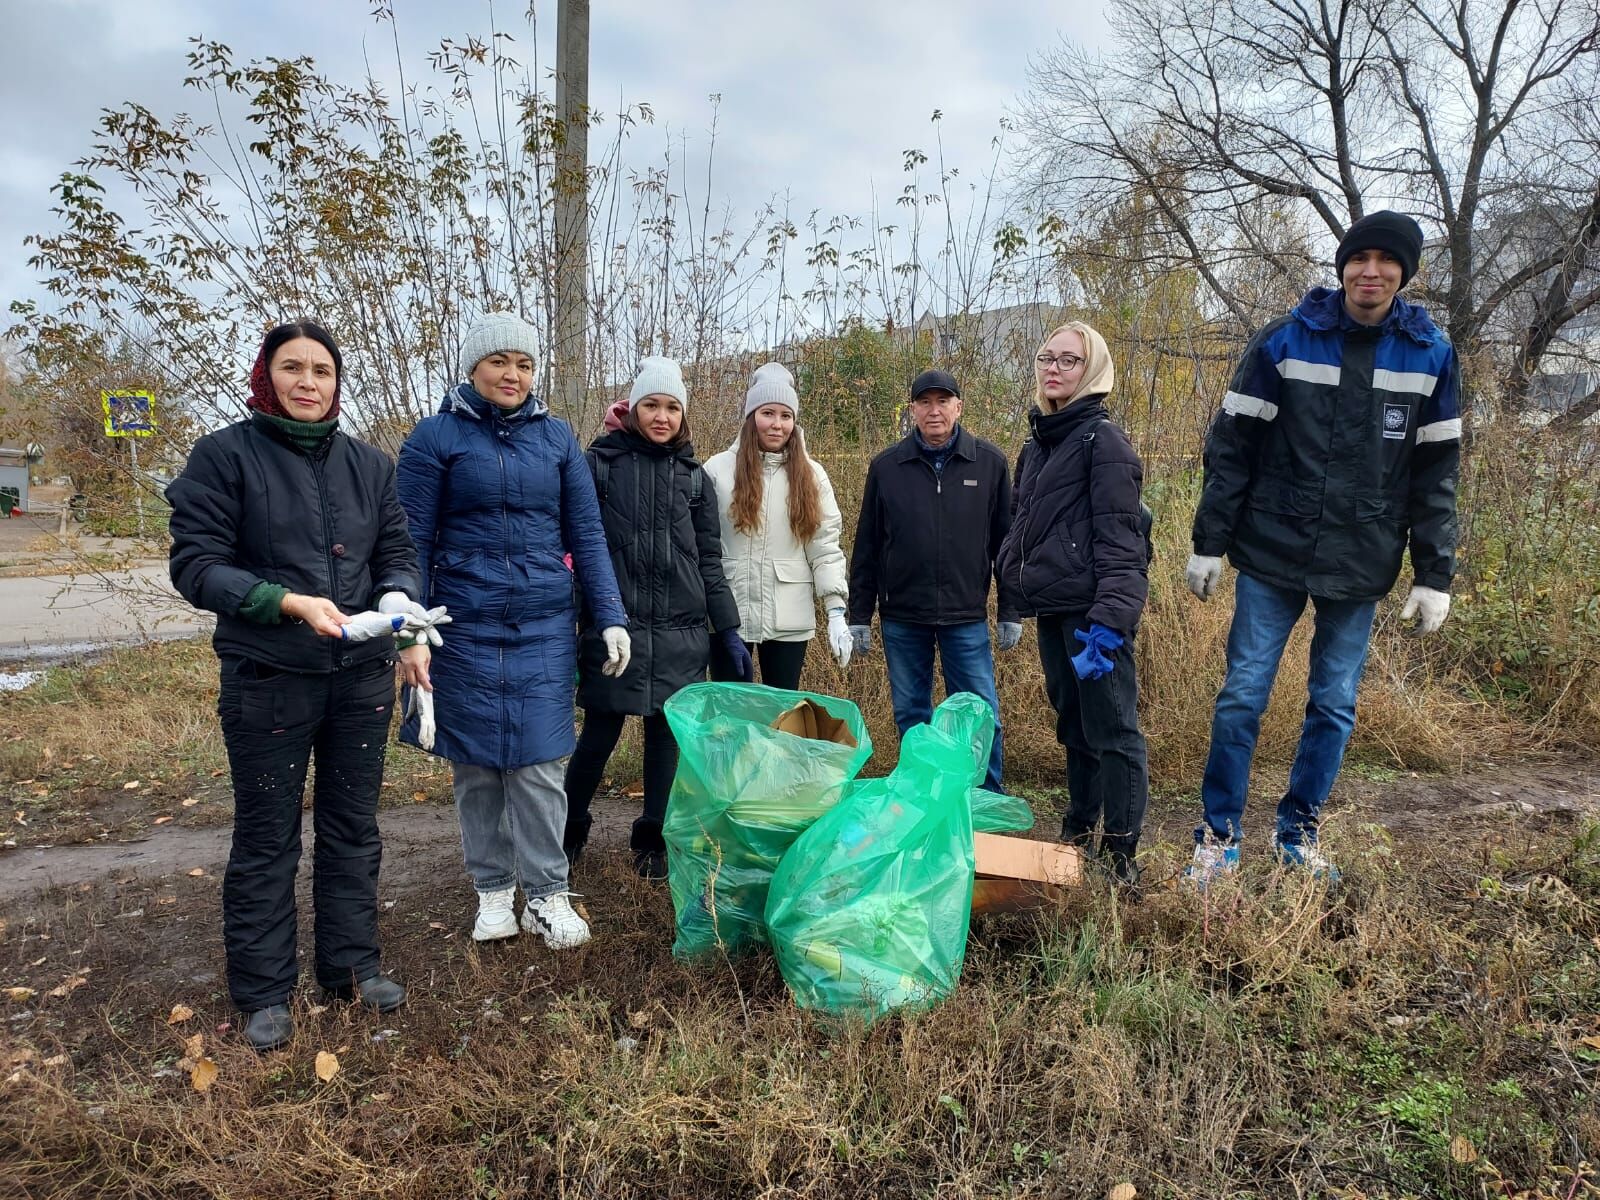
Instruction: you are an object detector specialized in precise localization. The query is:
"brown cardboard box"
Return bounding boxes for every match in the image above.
[769,699,859,748]
[970,833,1083,914]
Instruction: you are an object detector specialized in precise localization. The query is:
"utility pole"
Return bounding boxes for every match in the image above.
[554,0,590,421]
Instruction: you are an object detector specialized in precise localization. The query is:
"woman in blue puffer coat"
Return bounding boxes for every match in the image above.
[396,313,631,950]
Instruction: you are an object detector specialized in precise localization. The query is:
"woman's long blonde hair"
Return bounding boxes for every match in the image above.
[729,415,822,543]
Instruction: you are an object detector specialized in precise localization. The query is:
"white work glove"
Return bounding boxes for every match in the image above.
[380,591,453,647]
[826,608,853,669]
[601,626,632,676]
[339,610,406,642]
[849,624,872,656]
[1185,554,1224,602]
[996,621,1023,651]
[1400,585,1450,636]
[405,685,436,751]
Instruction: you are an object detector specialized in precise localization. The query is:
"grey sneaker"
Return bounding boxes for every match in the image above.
[522,891,591,949]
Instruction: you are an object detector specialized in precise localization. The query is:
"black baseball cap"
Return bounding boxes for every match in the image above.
[910,369,961,399]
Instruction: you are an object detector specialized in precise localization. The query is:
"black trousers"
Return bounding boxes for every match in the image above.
[711,637,810,691]
[564,709,679,853]
[218,655,394,1010]
[1036,614,1149,853]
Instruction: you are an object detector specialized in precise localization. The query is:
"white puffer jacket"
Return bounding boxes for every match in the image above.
[703,440,848,643]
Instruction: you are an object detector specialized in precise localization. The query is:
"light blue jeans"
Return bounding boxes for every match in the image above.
[452,759,570,899]
[880,618,1005,791]
[1197,572,1377,847]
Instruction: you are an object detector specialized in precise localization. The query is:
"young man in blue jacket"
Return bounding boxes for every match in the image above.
[1184,211,1461,884]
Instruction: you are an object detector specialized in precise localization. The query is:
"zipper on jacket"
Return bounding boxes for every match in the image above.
[311,454,340,670]
[496,433,512,764]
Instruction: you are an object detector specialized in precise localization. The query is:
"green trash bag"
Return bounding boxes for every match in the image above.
[764,694,988,1020]
[662,682,872,959]
[928,694,1035,834]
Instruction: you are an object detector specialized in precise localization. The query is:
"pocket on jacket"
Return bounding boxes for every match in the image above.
[771,558,815,632]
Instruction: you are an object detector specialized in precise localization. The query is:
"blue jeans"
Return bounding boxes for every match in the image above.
[880,619,1004,791]
[1197,573,1377,847]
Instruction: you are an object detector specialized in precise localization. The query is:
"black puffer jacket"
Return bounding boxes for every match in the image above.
[167,414,421,672]
[577,428,740,715]
[995,398,1148,634]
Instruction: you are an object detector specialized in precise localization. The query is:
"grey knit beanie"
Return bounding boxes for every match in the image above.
[627,356,688,409]
[742,361,798,419]
[459,312,541,380]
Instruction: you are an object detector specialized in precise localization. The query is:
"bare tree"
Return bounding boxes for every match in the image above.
[1017,0,1600,419]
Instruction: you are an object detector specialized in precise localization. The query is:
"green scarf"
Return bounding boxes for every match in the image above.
[253,410,338,455]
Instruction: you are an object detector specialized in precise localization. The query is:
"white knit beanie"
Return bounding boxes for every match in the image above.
[742,361,798,419]
[459,312,541,380]
[627,356,688,409]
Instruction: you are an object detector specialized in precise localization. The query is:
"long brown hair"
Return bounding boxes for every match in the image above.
[729,415,822,543]
[621,399,692,448]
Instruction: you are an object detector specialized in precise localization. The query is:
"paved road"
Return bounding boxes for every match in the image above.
[0,564,211,659]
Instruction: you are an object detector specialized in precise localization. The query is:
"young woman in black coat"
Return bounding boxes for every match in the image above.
[562,356,747,879]
[996,321,1150,884]
[167,322,429,1050]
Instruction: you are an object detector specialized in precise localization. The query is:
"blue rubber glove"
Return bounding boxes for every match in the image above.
[718,627,755,683]
[1071,624,1124,681]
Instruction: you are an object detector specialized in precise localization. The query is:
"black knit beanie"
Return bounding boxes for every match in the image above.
[1335,210,1425,287]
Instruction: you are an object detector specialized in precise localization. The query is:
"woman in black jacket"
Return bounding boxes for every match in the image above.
[167,322,426,1051]
[996,321,1150,884]
[562,356,747,879]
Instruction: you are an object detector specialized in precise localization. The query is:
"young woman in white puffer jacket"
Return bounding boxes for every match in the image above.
[702,362,854,690]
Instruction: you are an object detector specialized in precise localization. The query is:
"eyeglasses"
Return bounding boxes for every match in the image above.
[1036,354,1085,371]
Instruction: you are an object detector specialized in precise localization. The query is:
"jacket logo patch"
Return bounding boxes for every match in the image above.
[963,478,978,486]
[1382,402,1410,439]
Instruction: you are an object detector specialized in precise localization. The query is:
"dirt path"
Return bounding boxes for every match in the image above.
[2,757,1594,906]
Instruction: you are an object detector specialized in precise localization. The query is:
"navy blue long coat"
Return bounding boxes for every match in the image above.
[395,385,627,768]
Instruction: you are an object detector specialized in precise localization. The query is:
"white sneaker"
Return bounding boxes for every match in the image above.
[522,891,592,949]
[472,887,518,941]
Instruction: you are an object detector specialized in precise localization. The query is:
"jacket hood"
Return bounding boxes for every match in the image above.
[1030,396,1110,445]
[1293,286,1443,346]
[602,395,631,431]
[439,382,549,422]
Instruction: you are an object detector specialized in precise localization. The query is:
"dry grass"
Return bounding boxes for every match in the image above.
[3,822,1598,1198]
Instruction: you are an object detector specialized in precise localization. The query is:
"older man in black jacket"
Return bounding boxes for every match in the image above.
[847,369,1018,791]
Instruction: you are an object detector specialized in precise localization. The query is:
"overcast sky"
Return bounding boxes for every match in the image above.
[0,0,1110,316]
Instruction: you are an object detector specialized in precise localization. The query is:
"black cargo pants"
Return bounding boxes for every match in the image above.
[217,654,394,1010]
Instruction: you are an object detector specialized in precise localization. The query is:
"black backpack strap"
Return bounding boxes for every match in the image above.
[1085,420,1155,565]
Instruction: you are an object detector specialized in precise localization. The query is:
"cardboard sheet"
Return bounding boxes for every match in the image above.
[769,698,859,748]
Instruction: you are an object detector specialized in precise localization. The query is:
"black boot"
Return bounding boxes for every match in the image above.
[1101,836,1142,890]
[1060,821,1098,856]
[325,973,407,1013]
[631,818,668,882]
[564,811,593,867]
[242,1004,293,1052]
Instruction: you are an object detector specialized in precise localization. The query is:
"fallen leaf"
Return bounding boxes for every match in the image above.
[5,987,35,1002]
[411,790,427,804]
[156,896,176,906]
[1579,1034,1600,1051]
[315,1051,340,1082]
[1108,1185,1138,1200]
[181,798,199,808]
[428,921,445,931]
[627,1009,650,1029]
[306,1004,329,1017]
[42,1054,69,1068]
[1449,1135,1478,1164]
[152,816,172,826]
[46,974,88,998]
[123,781,141,790]
[183,1033,204,1061]
[190,1057,218,1092]
[167,1004,194,1025]
[369,1091,393,1102]
[187,869,206,877]
[209,768,225,778]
